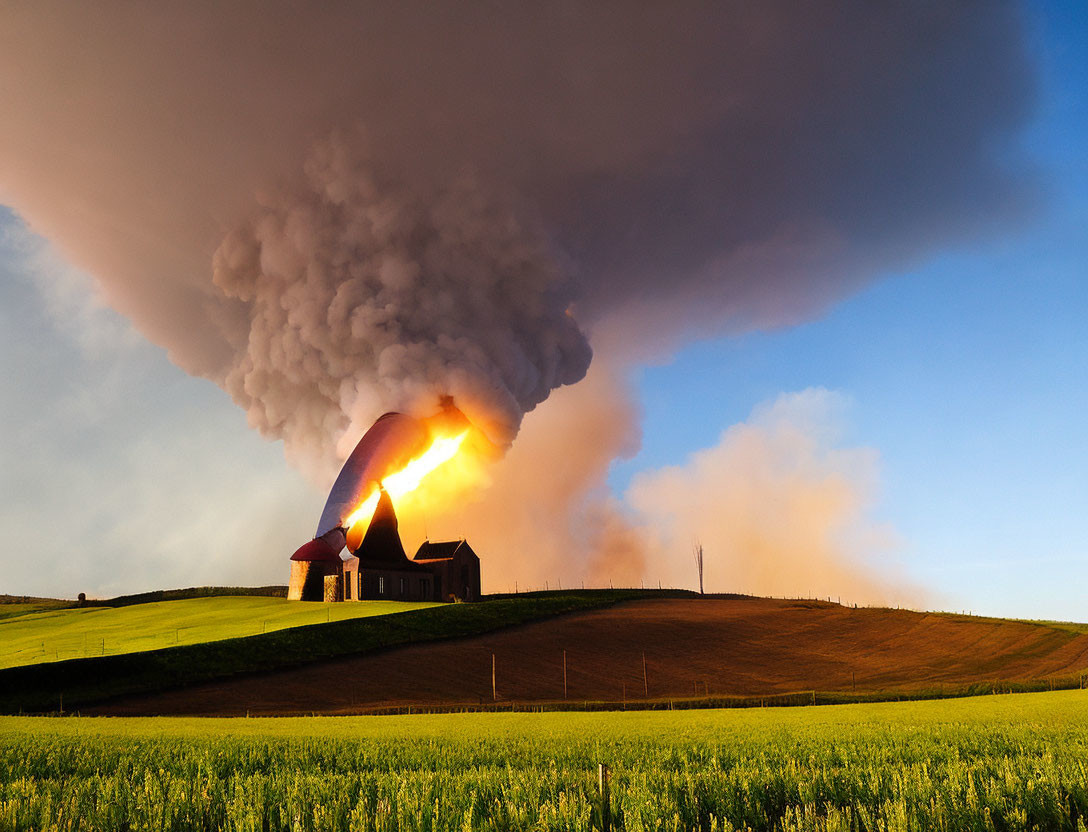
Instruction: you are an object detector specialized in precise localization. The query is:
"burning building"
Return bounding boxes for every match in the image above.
[340,488,481,602]
[288,408,482,603]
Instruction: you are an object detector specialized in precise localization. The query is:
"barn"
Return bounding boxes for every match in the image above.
[333,488,482,603]
[289,409,483,603]
[412,539,481,602]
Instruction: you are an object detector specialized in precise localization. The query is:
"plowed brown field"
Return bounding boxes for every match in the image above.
[91,597,1088,715]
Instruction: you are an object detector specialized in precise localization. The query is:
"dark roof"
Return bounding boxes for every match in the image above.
[354,489,415,568]
[342,554,430,574]
[414,540,477,562]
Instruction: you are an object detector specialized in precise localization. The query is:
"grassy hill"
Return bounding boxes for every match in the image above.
[93,595,1088,717]
[0,597,440,669]
[5,590,1088,717]
[0,601,70,622]
[0,591,645,713]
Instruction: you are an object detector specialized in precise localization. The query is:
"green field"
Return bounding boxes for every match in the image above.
[0,602,68,623]
[0,592,644,713]
[2,690,1087,831]
[0,597,440,669]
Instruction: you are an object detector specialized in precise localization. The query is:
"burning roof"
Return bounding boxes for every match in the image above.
[316,412,429,538]
[300,400,479,565]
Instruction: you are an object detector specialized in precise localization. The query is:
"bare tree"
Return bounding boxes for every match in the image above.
[693,541,704,595]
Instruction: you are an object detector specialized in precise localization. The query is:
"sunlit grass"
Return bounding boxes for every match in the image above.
[0,597,440,668]
[2,690,1087,831]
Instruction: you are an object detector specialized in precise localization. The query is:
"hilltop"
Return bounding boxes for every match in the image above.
[0,596,439,669]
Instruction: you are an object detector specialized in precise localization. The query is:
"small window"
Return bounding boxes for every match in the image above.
[378,576,385,595]
[399,577,406,595]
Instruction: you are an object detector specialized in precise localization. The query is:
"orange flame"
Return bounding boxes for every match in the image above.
[343,431,469,543]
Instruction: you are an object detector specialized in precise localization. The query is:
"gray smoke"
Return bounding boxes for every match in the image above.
[211,132,590,474]
[0,1,1038,482]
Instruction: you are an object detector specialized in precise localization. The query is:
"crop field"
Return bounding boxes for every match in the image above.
[83,596,1088,716]
[0,597,440,669]
[2,690,1087,832]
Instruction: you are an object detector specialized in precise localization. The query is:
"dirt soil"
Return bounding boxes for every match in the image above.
[89,597,1088,716]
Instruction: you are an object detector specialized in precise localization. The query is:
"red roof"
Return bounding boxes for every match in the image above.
[290,538,340,562]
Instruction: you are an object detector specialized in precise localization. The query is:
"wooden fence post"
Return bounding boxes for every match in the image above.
[492,653,497,701]
[642,652,648,697]
[598,763,612,832]
[563,650,568,699]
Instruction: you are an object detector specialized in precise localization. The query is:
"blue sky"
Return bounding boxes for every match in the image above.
[612,0,1087,619]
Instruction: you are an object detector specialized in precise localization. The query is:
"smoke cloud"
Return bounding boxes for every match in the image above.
[0,3,1037,467]
[211,132,590,474]
[0,3,1039,597]
[626,389,919,605]
[395,355,649,590]
[404,380,920,605]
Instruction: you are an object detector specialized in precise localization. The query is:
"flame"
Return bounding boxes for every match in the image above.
[343,431,469,536]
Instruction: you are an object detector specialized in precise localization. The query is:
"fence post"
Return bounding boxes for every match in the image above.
[598,763,612,832]
[563,650,568,699]
[492,653,497,701]
[642,652,648,697]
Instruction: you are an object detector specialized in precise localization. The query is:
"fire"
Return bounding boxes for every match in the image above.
[343,430,469,533]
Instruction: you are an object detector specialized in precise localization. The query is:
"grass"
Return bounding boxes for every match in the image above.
[933,608,1088,637]
[80,585,288,607]
[0,596,440,669]
[1017,618,1088,635]
[0,591,647,714]
[0,602,70,623]
[2,689,1087,831]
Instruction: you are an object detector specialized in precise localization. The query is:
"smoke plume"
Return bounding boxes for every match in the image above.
[0,3,1039,596]
[394,355,650,590]
[626,390,919,605]
[211,132,590,474]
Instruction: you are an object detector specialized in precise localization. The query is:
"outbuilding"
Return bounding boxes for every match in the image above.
[412,539,481,601]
